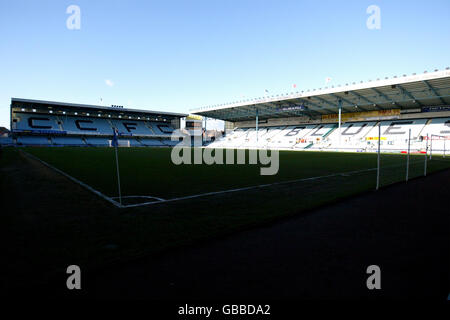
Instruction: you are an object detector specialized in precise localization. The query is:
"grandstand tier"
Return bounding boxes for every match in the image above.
[194,69,450,154]
[207,118,450,153]
[8,98,187,147]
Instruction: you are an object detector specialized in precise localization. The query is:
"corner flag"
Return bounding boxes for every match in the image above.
[112,128,119,147]
[112,128,122,205]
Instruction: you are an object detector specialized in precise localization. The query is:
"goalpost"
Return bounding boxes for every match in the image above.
[430,134,449,159]
[377,129,442,188]
[109,139,131,147]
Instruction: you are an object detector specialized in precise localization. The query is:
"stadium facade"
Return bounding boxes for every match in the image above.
[3,98,187,147]
[192,69,450,154]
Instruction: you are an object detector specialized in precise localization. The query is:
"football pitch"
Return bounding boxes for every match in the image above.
[3,147,450,291]
[22,147,450,206]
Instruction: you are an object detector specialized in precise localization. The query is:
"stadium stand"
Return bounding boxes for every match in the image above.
[139,138,166,146]
[316,121,377,151]
[15,113,61,131]
[421,117,450,153]
[207,118,450,153]
[9,98,186,147]
[313,119,429,152]
[109,119,154,136]
[61,116,113,135]
[52,136,85,146]
[195,69,450,154]
[17,136,51,146]
[129,139,143,147]
[161,139,179,146]
[148,122,175,135]
[84,137,111,147]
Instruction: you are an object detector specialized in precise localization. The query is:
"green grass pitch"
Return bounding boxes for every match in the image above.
[22,147,448,202]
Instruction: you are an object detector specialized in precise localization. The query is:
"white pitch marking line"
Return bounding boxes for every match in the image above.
[22,150,124,208]
[23,150,434,209]
[111,195,166,201]
[123,159,430,208]
[122,167,379,208]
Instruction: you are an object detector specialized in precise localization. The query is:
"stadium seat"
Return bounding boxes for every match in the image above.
[207,118,450,154]
[84,137,110,146]
[110,119,154,136]
[52,136,85,146]
[148,122,175,135]
[17,136,51,146]
[139,138,165,146]
[12,111,178,147]
[61,117,113,134]
[14,113,61,131]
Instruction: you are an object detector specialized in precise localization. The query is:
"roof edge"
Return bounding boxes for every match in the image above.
[191,69,450,114]
[11,98,188,117]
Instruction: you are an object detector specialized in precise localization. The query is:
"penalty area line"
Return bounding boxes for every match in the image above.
[111,195,166,201]
[122,166,379,208]
[21,151,425,209]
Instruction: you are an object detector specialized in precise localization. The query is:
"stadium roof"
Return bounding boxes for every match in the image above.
[191,69,450,122]
[11,98,187,119]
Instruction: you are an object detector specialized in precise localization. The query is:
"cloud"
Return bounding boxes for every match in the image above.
[105,79,114,87]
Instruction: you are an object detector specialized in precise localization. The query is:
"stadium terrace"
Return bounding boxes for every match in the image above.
[5,98,187,147]
[192,69,450,155]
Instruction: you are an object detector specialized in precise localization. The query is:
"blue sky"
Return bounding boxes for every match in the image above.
[0,0,449,129]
